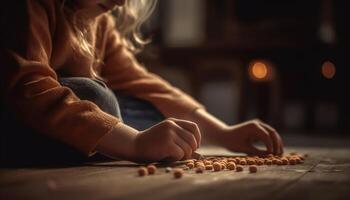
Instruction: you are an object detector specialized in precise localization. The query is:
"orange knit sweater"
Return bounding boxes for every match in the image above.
[0,0,204,156]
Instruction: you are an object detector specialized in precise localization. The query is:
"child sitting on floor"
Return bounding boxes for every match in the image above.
[0,0,283,164]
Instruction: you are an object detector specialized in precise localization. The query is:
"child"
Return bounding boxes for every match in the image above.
[0,0,283,164]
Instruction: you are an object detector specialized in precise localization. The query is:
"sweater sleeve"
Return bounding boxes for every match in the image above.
[0,0,120,156]
[101,19,205,119]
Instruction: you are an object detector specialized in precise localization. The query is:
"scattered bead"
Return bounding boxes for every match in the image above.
[239,159,247,165]
[187,162,195,169]
[236,165,244,172]
[213,162,221,172]
[249,165,258,173]
[247,159,256,165]
[204,160,212,165]
[281,158,289,165]
[227,162,236,170]
[220,163,226,170]
[174,168,183,179]
[138,167,148,176]
[257,159,264,166]
[147,165,157,175]
[205,165,213,170]
[266,160,273,165]
[276,160,283,165]
[137,153,308,179]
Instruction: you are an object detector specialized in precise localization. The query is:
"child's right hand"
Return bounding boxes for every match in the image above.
[134,118,201,162]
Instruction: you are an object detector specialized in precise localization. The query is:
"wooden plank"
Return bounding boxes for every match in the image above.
[0,146,349,200]
[0,147,316,200]
[273,148,350,200]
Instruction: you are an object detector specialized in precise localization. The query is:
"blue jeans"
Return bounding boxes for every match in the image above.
[0,77,165,165]
[59,77,165,130]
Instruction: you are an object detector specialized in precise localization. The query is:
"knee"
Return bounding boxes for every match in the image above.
[59,77,121,117]
[59,77,105,99]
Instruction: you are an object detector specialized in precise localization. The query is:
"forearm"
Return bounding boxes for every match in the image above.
[96,123,139,161]
[182,108,228,145]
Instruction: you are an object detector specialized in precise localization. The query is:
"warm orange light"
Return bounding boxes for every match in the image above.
[321,61,336,79]
[248,60,274,82]
[252,62,268,79]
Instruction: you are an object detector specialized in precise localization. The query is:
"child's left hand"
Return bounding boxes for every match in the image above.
[217,119,284,156]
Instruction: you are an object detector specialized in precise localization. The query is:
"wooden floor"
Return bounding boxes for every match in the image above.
[1,134,350,200]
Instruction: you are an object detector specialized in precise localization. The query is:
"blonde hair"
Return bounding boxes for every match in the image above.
[113,0,158,53]
[62,0,158,60]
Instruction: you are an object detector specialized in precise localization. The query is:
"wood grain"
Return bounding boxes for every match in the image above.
[1,145,349,200]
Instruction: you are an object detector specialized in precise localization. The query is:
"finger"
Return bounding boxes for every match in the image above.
[259,123,280,155]
[278,134,284,155]
[275,132,284,156]
[167,119,198,151]
[260,122,285,156]
[173,135,193,160]
[168,118,201,148]
[176,127,198,151]
[169,119,198,151]
[163,119,198,150]
[162,143,184,162]
[252,124,274,154]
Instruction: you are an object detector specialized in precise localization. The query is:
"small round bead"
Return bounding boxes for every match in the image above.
[213,162,221,171]
[147,165,157,175]
[174,169,183,179]
[235,158,241,164]
[257,159,264,166]
[204,160,212,165]
[220,163,226,170]
[266,160,273,165]
[195,167,204,173]
[195,162,204,167]
[247,159,256,165]
[249,165,258,173]
[187,162,195,169]
[205,165,213,170]
[276,160,283,165]
[236,165,244,172]
[227,162,236,170]
[138,167,148,176]
[281,158,289,165]
[239,159,247,165]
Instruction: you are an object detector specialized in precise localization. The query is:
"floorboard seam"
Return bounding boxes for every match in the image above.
[270,160,321,200]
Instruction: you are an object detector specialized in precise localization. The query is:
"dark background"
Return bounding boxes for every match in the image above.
[138,0,349,136]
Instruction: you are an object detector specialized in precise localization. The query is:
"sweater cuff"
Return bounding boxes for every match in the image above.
[77,110,120,157]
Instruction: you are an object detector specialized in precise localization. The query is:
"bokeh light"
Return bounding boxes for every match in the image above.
[249,61,273,81]
[321,61,336,79]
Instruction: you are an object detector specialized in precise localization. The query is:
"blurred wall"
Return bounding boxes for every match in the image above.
[139,0,349,134]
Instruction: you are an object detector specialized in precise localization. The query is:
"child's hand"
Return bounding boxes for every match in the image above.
[134,118,201,162]
[218,119,284,156]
